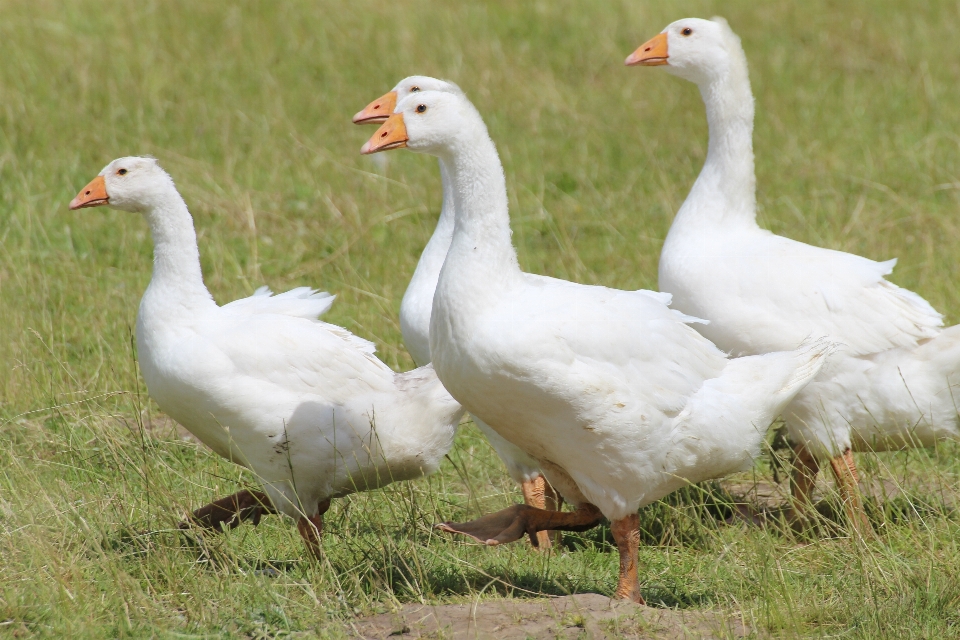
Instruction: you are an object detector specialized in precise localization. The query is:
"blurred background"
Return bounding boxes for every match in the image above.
[2,0,960,636]
[4,0,960,399]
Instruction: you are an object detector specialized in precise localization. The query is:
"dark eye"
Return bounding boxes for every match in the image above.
[411,86,421,92]
[681,27,693,36]
[117,168,128,175]
[416,104,427,113]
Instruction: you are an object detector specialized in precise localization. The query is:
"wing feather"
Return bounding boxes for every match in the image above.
[222,286,336,321]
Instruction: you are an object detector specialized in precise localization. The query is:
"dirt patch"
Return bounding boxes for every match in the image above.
[346,593,751,639]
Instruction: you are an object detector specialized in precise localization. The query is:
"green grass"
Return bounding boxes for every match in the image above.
[3,0,960,636]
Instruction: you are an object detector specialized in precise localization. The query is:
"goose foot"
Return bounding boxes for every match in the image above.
[611,513,645,604]
[520,475,564,549]
[789,445,873,538]
[179,489,276,532]
[436,502,602,547]
[829,449,874,539]
[297,499,331,561]
[544,479,564,512]
[544,479,565,546]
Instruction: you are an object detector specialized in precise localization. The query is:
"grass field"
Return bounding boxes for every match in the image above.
[3,0,960,636]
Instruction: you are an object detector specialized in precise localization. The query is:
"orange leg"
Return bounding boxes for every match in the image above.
[520,475,563,549]
[543,479,563,512]
[437,502,602,548]
[296,499,331,560]
[180,489,276,532]
[828,449,872,537]
[611,513,644,604]
[543,479,564,546]
[789,443,820,522]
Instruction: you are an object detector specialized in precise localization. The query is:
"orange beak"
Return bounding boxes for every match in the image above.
[625,32,669,66]
[69,175,109,210]
[360,113,408,154]
[352,90,398,125]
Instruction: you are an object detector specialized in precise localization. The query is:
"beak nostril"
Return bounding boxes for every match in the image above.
[645,46,651,51]
[85,190,90,195]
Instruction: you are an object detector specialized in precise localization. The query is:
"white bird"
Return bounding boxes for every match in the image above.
[69,157,465,556]
[353,76,562,546]
[360,89,835,601]
[626,17,957,530]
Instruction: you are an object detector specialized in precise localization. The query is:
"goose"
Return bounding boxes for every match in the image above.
[626,17,955,531]
[69,157,465,556]
[354,76,562,545]
[360,89,835,601]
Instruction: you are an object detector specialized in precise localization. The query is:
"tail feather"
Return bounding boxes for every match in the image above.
[774,338,842,398]
[394,364,464,419]
[895,323,960,370]
[669,338,838,479]
[384,364,465,477]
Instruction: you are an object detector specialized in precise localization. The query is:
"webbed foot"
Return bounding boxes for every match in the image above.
[436,503,603,547]
[179,489,276,532]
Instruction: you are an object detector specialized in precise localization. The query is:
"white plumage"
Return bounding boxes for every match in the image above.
[365,88,834,599]
[629,17,960,509]
[355,77,550,499]
[71,157,464,544]
[432,259,831,520]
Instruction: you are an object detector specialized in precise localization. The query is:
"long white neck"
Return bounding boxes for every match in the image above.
[674,58,758,231]
[400,158,457,302]
[436,158,457,242]
[141,190,216,311]
[411,158,459,267]
[439,126,522,291]
[429,119,522,368]
[399,158,457,365]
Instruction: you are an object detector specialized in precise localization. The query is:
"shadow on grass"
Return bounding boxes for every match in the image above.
[103,517,729,609]
[103,523,307,577]
[98,468,958,620]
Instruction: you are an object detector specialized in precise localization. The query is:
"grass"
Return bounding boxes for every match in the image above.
[2,0,960,636]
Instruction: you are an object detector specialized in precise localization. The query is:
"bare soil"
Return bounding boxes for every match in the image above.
[346,593,752,639]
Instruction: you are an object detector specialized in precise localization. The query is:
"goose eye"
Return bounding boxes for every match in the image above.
[411,86,421,92]
[681,27,693,36]
[117,168,128,175]
[416,104,427,113]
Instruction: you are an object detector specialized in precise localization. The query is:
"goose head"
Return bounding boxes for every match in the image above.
[353,76,463,125]
[70,156,175,213]
[626,17,742,86]
[360,90,472,156]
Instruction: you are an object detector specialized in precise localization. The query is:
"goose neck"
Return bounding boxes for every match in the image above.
[440,130,520,279]
[142,192,214,306]
[408,159,457,283]
[429,158,457,253]
[682,68,758,228]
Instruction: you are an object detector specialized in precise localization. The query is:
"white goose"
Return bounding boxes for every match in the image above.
[361,89,835,601]
[627,18,957,529]
[69,157,465,555]
[353,77,562,544]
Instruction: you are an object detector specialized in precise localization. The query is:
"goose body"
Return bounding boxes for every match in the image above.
[429,267,829,517]
[362,89,834,600]
[785,327,960,457]
[354,77,555,522]
[70,157,464,548]
[628,18,959,522]
[661,228,940,360]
